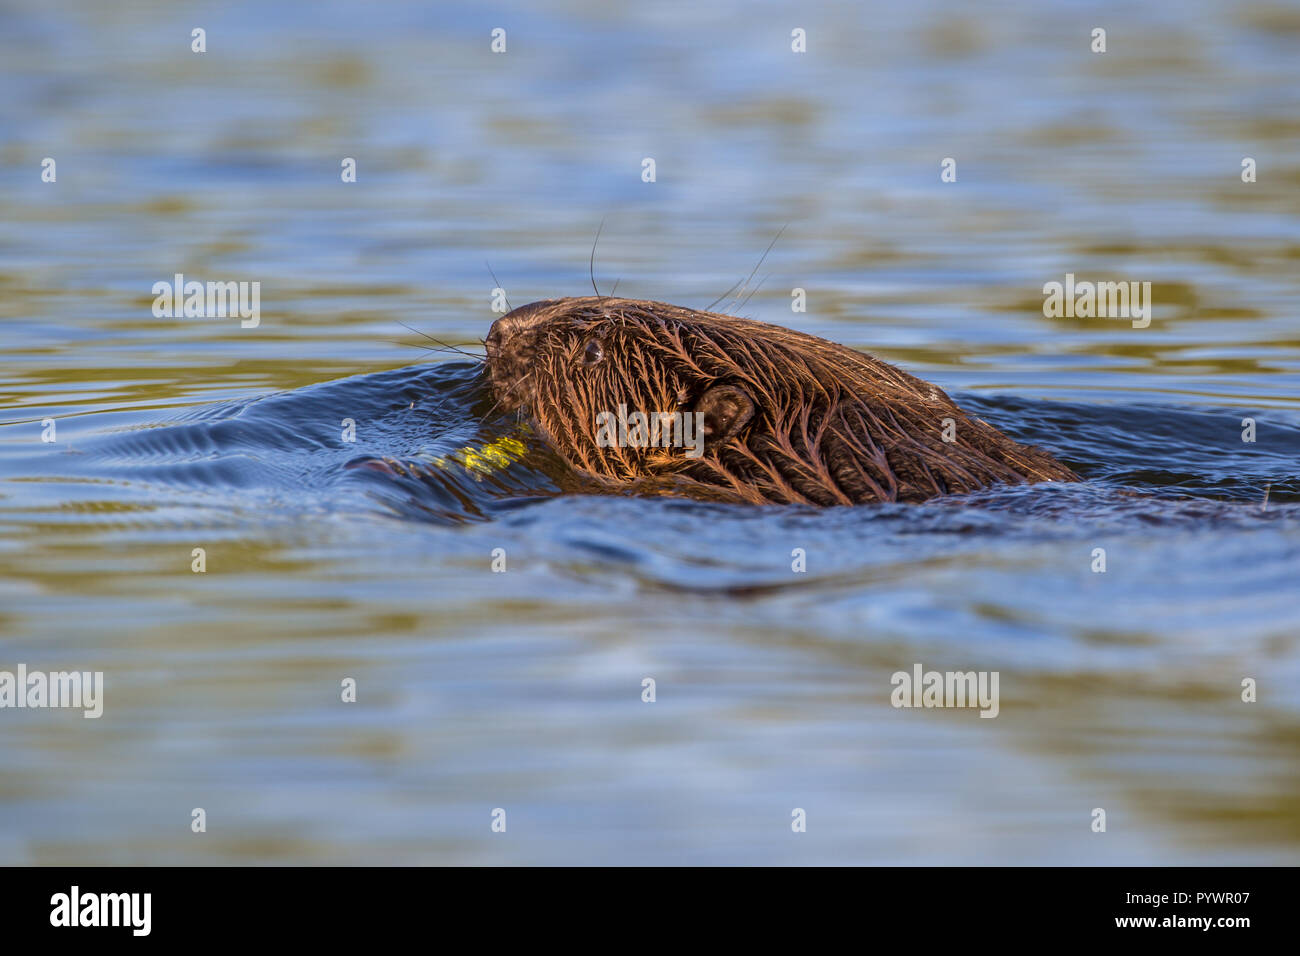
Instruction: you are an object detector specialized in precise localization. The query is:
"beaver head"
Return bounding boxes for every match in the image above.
[483,296,1076,505]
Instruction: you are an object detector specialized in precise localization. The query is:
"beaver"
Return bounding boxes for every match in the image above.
[483,297,1077,506]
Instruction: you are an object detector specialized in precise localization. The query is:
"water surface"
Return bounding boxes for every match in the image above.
[1,0,1298,865]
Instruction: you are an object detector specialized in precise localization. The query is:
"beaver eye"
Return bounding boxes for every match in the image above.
[582,339,604,366]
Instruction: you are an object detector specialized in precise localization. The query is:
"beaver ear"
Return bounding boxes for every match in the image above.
[696,385,754,444]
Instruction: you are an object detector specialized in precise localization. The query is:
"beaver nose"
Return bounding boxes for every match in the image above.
[487,300,556,352]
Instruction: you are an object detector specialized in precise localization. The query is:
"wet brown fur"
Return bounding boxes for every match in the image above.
[484,297,1077,506]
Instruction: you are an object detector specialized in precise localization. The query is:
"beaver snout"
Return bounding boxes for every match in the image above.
[485,300,558,405]
[486,305,536,346]
[485,300,557,357]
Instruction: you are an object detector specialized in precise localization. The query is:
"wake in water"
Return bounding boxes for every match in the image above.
[1,362,1296,528]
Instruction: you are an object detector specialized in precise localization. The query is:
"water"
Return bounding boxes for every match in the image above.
[1,0,1298,865]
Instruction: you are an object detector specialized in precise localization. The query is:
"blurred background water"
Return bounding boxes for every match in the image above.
[1,0,1298,864]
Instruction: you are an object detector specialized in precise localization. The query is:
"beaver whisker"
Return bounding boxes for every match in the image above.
[395,321,478,358]
[478,370,534,427]
[393,340,448,355]
[485,261,512,313]
[704,276,746,313]
[736,272,770,313]
[723,224,786,315]
[395,340,478,360]
[590,217,606,298]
